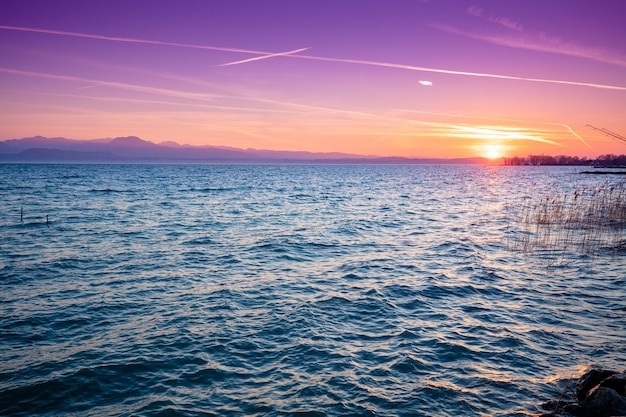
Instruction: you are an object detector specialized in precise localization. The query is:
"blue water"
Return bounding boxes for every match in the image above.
[0,164,624,416]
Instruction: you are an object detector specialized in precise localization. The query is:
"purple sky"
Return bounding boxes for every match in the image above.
[1,0,625,158]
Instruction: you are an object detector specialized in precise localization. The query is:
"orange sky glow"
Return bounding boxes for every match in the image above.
[1,1,625,159]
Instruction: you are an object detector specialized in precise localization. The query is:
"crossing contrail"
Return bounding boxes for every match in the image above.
[220,47,310,66]
[2,25,626,91]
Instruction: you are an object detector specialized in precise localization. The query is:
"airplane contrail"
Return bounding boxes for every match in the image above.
[0,25,279,55]
[2,25,626,91]
[220,47,310,66]
[557,123,591,148]
[292,53,626,91]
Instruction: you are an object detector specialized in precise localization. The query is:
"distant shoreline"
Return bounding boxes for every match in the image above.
[0,136,490,165]
[580,170,626,174]
[0,159,491,165]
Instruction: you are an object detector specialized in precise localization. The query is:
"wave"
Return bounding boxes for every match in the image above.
[1,164,624,417]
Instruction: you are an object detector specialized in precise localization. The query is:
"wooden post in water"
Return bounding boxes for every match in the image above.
[46,215,49,227]
[21,207,23,223]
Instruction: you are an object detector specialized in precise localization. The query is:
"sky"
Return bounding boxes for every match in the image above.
[1,0,625,159]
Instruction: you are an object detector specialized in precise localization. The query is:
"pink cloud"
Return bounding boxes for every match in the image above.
[433,24,626,68]
[3,25,625,92]
[488,16,523,32]
[467,6,484,18]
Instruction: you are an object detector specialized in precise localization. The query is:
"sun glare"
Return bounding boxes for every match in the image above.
[483,145,502,159]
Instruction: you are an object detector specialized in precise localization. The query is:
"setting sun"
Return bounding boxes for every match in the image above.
[483,145,503,159]
[1,1,625,159]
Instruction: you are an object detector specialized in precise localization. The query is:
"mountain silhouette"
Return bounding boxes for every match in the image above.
[0,136,487,164]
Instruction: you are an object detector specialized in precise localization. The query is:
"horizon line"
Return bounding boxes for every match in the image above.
[1,135,622,161]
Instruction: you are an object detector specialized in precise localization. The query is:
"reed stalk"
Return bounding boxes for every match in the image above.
[510,180,626,260]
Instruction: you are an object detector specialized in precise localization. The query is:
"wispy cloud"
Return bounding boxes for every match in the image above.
[488,16,523,32]
[2,25,625,91]
[392,109,590,148]
[467,6,484,18]
[0,67,415,125]
[436,24,626,68]
[0,64,605,151]
[439,124,565,146]
[0,88,305,115]
[449,8,626,68]
[0,68,218,101]
[467,7,524,32]
[0,69,578,152]
[219,47,310,67]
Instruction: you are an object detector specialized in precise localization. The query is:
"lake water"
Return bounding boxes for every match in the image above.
[0,164,624,416]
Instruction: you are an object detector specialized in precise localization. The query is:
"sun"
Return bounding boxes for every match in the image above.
[483,145,503,159]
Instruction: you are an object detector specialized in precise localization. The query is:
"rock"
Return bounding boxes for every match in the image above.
[539,399,570,417]
[541,399,569,412]
[538,367,626,417]
[598,373,626,397]
[576,368,618,402]
[578,385,626,417]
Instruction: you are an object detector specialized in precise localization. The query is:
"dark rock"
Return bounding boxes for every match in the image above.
[598,373,626,397]
[578,385,626,417]
[577,368,618,401]
[563,403,582,415]
[538,368,626,417]
[541,399,569,412]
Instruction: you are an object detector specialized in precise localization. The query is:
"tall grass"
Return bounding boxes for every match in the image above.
[510,180,626,260]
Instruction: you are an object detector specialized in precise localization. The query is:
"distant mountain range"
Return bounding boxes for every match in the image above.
[0,136,488,164]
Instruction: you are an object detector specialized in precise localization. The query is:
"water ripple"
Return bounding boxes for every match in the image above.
[0,164,624,416]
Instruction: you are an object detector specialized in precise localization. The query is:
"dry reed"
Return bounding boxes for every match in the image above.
[510,180,626,260]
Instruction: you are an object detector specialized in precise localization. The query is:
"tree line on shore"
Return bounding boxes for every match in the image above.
[503,154,626,166]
